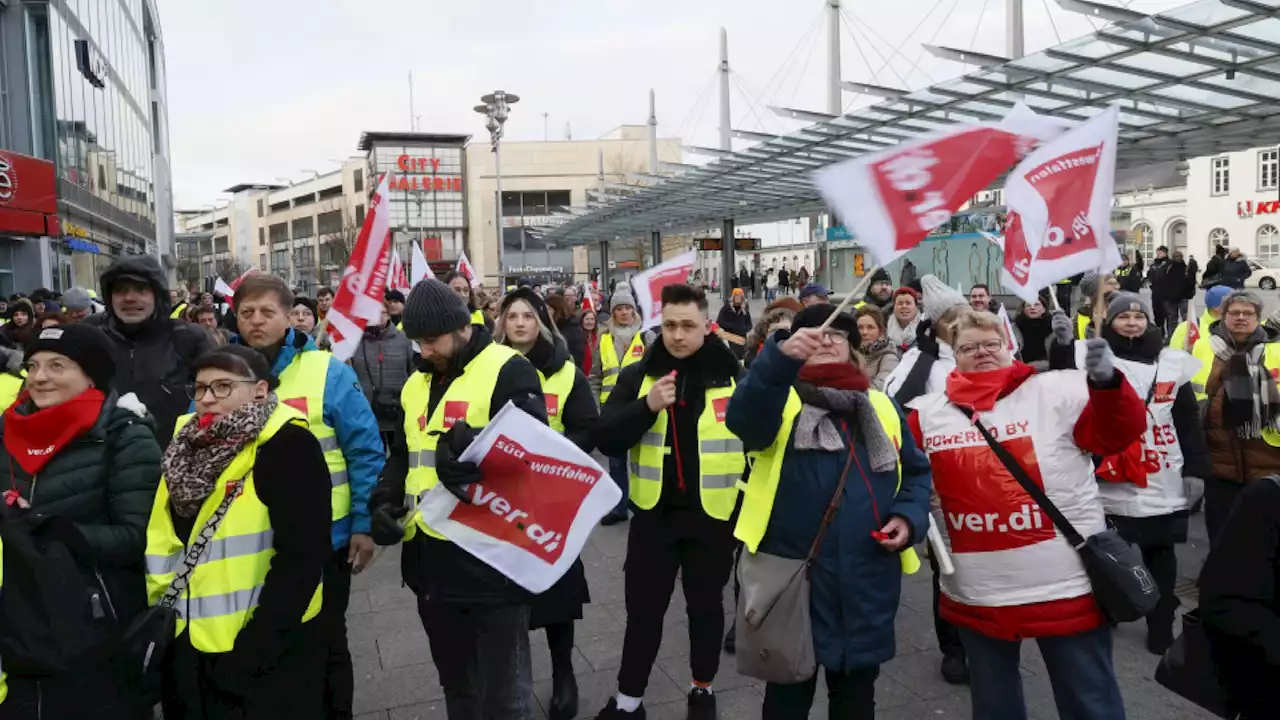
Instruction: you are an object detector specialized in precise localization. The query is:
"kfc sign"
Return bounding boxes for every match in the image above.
[1238,199,1280,218]
[388,154,463,193]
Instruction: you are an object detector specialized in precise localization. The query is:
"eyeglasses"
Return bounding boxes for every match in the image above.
[956,339,1007,356]
[823,330,850,344]
[1226,310,1258,319]
[187,380,257,400]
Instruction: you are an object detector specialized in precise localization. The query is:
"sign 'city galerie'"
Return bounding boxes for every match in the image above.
[387,155,464,193]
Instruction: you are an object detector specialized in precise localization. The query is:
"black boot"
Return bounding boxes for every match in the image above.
[941,651,969,685]
[550,673,580,720]
[548,622,580,719]
[687,687,716,720]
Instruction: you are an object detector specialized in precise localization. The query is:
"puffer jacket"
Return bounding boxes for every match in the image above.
[860,340,901,391]
[351,322,416,431]
[1204,323,1280,484]
[0,392,161,619]
[85,255,213,445]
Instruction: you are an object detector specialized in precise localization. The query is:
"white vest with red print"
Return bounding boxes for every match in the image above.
[1079,343,1202,519]
[909,370,1106,639]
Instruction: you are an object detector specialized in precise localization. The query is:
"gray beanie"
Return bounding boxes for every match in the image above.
[61,287,93,312]
[1078,272,1099,300]
[610,284,636,312]
[1106,291,1153,324]
[919,274,967,324]
[401,279,471,340]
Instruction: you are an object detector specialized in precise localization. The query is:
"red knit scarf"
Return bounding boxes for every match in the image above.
[797,363,871,392]
[4,388,105,476]
[945,362,1036,413]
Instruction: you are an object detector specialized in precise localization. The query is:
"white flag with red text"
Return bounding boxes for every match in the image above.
[812,104,1068,266]
[326,174,394,361]
[416,402,622,594]
[581,283,596,313]
[993,105,1123,303]
[411,240,432,286]
[996,304,1020,355]
[389,246,411,293]
[457,252,481,288]
[214,267,258,310]
[632,250,697,331]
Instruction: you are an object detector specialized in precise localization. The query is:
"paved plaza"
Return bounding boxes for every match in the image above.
[348,513,1218,720]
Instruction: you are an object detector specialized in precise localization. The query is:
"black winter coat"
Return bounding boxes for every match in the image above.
[1154,259,1189,301]
[557,315,588,370]
[85,255,213,446]
[0,392,162,620]
[593,335,743,510]
[372,325,547,604]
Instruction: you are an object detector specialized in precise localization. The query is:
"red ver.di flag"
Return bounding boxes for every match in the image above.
[631,250,697,331]
[416,402,622,594]
[326,173,394,361]
[812,103,1068,266]
[996,105,1122,303]
[456,251,481,288]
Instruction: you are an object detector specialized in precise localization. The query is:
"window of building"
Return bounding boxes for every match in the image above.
[271,249,290,278]
[317,210,343,236]
[355,205,365,226]
[259,227,265,246]
[501,192,521,217]
[1258,225,1280,264]
[292,217,313,240]
[354,168,364,193]
[318,185,343,200]
[1260,149,1279,191]
[214,237,228,253]
[269,222,288,243]
[260,253,267,271]
[1210,227,1230,248]
[269,200,290,213]
[257,199,265,217]
[293,194,315,208]
[1131,222,1155,263]
[1211,157,1230,195]
[546,190,571,211]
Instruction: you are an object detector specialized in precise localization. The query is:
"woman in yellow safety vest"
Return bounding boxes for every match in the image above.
[496,288,596,720]
[443,270,494,331]
[725,303,929,718]
[148,345,330,719]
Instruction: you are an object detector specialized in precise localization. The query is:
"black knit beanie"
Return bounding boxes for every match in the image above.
[25,324,117,391]
[401,279,471,340]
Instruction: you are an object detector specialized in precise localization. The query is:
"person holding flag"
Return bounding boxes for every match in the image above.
[231,273,384,719]
[1170,285,1230,353]
[368,278,548,719]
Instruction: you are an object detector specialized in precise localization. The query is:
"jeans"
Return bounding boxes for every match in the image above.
[959,625,1126,720]
[418,598,536,720]
[608,454,630,517]
[617,507,736,696]
[322,546,354,719]
[761,666,879,719]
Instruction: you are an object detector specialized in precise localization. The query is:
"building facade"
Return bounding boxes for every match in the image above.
[0,0,174,294]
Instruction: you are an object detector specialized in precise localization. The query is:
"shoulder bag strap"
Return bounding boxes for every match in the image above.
[955,406,1087,550]
[158,476,247,610]
[804,427,859,564]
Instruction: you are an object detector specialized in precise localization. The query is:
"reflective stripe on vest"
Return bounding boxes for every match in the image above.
[1076,314,1090,340]
[277,350,351,521]
[539,361,577,434]
[0,372,24,413]
[1190,337,1280,446]
[733,389,921,575]
[170,302,187,320]
[627,378,745,521]
[402,343,521,540]
[599,332,645,403]
[144,404,323,653]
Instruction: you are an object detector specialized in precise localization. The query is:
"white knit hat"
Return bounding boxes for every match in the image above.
[919,274,967,324]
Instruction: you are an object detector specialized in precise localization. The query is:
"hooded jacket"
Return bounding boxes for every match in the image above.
[84,255,213,445]
[230,327,384,550]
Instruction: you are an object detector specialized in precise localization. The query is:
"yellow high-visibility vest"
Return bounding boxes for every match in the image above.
[627,377,745,521]
[599,331,645,403]
[1169,309,1216,351]
[734,388,922,574]
[277,351,349,522]
[401,343,520,540]
[538,361,577,434]
[169,302,188,320]
[0,535,6,704]
[1190,336,1280,447]
[143,404,323,653]
[1076,314,1090,340]
[471,309,485,326]
[0,372,24,412]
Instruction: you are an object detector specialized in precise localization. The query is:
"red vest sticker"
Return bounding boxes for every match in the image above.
[418,414,428,432]
[545,394,560,418]
[1152,381,1175,403]
[630,342,644,358]
[712,397,730,423]
[930,435,1056,554]
[443,401,470,429]
[1272,367,1279,382]
[283,397,308,416]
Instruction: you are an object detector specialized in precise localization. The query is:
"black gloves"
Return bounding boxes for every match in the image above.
[434,422,482,504]
[370,501,408,546]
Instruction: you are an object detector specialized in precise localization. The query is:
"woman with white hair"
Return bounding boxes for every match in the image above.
[496,287,595,720]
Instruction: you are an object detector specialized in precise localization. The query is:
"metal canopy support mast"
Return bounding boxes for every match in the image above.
[599,240,611,299]
[721,219,736,304]
[827,0,842,115]
[649,89,662,265]
[1007,0,1025,59]
[718,28,732,152]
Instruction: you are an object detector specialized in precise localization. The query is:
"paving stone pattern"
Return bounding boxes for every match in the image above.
[349,514,1219,719]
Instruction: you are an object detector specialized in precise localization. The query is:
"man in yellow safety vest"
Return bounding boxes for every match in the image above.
[590,284,649,525]
[591,283,746,720]
[231,273,385,719]
[1170,285,1230,351]
[368,278,548,719]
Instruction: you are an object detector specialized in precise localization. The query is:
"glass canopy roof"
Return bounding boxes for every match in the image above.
[540,0,1280,245]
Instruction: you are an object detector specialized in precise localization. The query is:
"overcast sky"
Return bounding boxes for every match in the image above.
[161,0,1187,210]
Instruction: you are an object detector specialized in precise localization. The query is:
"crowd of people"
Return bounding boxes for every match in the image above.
[0,247,1275,720]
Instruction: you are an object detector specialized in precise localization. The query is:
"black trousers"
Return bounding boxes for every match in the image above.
[545,621,575,680]
[929,552,964,657]
[1,661,148,720]
[617,506,736,697]
[418,598,534,719]
[1140,543,1179,627]
[321,547,354,720]
[761,666,880,719]
[1204,477,1246,548]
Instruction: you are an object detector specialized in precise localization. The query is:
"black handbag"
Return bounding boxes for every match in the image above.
[1154,609,1239,719]
[959,408,1160,623]
[120,478,246,700]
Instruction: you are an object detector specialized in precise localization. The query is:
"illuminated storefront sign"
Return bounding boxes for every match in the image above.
[388,154,463,192]
[1238,199,1280,218]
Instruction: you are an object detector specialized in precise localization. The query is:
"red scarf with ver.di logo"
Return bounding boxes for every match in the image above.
[4,388,105,476]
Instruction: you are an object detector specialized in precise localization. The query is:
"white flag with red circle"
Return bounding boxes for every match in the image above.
[326,174,394,361]
[457,252,481,288]
[388,246,411,293]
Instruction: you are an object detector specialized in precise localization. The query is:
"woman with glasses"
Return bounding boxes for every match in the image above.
[906,311,1145,720]
[151,345,331,719]
[0,324,162,717]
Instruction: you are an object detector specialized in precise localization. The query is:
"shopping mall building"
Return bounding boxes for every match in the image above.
[177,125,682,292]
[0,0,174,295]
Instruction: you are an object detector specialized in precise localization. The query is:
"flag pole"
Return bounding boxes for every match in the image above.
[1184,295,1197,351]
[1092,269,1108,337]
[820,265,881,331]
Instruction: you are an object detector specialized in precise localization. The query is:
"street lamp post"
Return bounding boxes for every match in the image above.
[475,91,519,287]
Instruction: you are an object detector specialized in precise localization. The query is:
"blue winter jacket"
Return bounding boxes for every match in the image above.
[726,335,933,672]
[233,328,386,550]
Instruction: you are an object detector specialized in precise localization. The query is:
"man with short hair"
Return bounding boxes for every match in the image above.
[368,279,547,719]
[1221,247,1253,289]
[858,269,894,312]
[232,273,384,720]
[316,286,335,322]
[61,287,94,322]
[85,255,213,445]
[592,284,745,720]
[797,283,830,307]
[194,306,219,330]
[385,289,406,327]
[968,284,1000,314]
